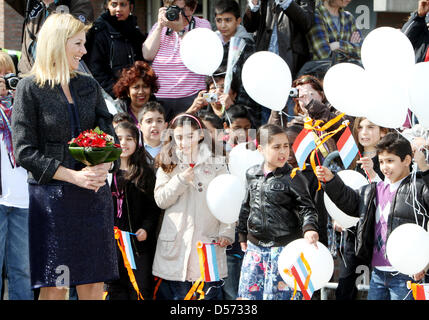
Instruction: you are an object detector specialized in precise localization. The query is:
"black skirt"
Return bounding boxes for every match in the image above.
[28,182,119,288]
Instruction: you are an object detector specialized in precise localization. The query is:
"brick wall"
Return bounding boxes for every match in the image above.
[1,0,24,50]
[0,0,147,51]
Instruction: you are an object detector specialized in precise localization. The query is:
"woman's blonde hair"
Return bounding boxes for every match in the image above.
[31,13,91,87]
[0,51,16,74]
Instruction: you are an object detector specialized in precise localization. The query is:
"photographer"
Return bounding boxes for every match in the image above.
[5,0,94,75]
[0,51,33,300]
[142,0,211,122]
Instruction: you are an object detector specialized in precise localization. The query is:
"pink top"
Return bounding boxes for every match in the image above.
[149,17,211,99]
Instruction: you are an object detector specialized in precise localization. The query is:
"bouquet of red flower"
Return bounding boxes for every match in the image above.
[68,127,122,166]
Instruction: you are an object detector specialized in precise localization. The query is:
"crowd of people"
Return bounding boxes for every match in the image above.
[0,0,429,301]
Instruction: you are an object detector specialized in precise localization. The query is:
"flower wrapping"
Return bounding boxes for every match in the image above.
[68,127,121,166]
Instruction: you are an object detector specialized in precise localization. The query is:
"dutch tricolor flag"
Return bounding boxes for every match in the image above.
[289,253,315,300]
[292,129,317,169]
[119,230,137,270]
[201,243,220,282]
[336,126,359,169]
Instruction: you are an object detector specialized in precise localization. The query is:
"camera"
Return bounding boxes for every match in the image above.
[289,87,298,98]
[165,5,183,21]
[202,92,218,103]
[3,73,20,90]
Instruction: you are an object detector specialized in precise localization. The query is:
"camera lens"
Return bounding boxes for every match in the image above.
[4,73,19,90]
[166,5,180,21]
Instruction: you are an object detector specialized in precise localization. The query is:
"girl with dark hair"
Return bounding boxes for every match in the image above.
[84,0,147,98]
[107,121,160,300]
[152,113,233,300]
[113,61,159,125]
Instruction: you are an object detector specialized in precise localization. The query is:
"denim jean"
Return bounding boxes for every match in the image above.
[222,254,243,300]
[0,204,33,300]
[367,268,413,300]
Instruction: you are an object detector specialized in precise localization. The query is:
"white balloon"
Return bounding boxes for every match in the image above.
[361,27,415,77]
[278,239,334,291]
[324,170,368,229]
[359,70,409,129]
[180,28,224,76]
[409,62,429,127]
[241,51,292,111]
[323,63,366,117]
[386,223,429,276]
[206,174,246,224]
[228,143,264,186]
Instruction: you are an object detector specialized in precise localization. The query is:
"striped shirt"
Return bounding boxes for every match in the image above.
[149,17,211,99]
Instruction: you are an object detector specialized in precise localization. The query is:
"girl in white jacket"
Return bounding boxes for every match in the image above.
[152,113,234,300]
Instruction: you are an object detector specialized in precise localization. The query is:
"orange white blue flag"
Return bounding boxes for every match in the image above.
[407,281,429,300]
[119,230,136,270]
[198,242,220,282]
[284,252,315,300]
[292,129,317,169]
[336,126,359,169]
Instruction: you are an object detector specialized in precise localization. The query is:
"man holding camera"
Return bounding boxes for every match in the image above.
[143,0,211,122]
[6,0,93,75]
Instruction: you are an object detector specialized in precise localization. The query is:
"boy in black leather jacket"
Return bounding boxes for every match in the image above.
[316,132,429,300]
[237,124,319,300]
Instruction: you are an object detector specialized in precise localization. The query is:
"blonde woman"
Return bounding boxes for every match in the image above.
[11,13,119,300]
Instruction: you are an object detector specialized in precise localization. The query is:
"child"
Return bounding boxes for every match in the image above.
[214,0,263,127]
[316,132,429,300]
[112,112,134,127]
[334,117,389,300]
[351,117,390,183]
[138,101,167,163]
[237,124,319,300]
[152,113,234,300]
[0,52,33,299]
[107,121,161,300]
[222,104,255,152]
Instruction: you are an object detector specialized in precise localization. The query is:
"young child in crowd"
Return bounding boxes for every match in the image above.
[112,112,135,128]
[138,101,167,164]
[222,104,255,152]
[316,132,429,300]
[108,121,160,300]
[334,117,389,300]
[237,124,319,300]
[152,113,234,300]
[214,0,263,127]
[0,52,33,300]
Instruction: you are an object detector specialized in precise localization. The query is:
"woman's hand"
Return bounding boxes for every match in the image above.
[135,228,148,242]
[157,7,169,29]
[78,162,111,192]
